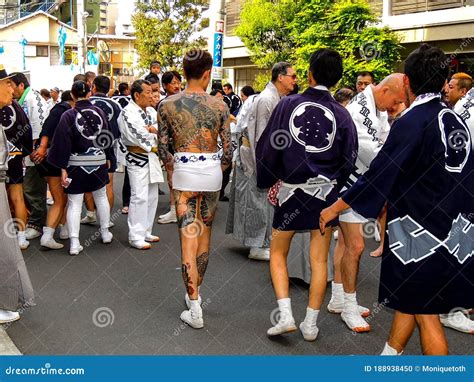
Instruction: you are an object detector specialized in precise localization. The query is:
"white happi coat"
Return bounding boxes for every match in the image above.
[346,85,390,177]
[22,87,49,140]
[454,88,474,149]
[119,100,164,184]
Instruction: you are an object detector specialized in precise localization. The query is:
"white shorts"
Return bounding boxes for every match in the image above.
[339,208,368,224]
[172,152,222,192]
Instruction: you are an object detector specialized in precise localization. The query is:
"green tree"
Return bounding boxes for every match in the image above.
[132,0,209,70]
[236,0,402,87]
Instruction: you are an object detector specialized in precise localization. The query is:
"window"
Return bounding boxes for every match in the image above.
[36,46,49,57]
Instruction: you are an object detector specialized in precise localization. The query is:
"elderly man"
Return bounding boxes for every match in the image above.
[226,62,297,261]
[329,73,406,333]
[119,80,163,250]
[355,71,375,93]
[0,64,35,324]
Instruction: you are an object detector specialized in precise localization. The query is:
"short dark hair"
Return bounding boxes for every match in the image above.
[150,61,161,69]
[309,48,343,88]
[40,89,50,98]
[130,79,151,101]
[61,90,73,102]
[85,71,96,81]
[334,87,356,104]
[73,73,86,82]
[93,75,111,94]
[241,85,255,97]
[144,73,159,83]
[271,62,292,82]
[71,81,90,98]
[223,83,233,90]
[147,76,160,85]
[162,71,182,85]
[210,89,224,97]
[10,72,30,88]
[404,43,449,96]
[183,49,213,80]
[356,71,375,81]
[118,82,129,95]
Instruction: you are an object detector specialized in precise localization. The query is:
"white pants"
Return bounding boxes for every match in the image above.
[128,168,159,242]
[68,186,110,239]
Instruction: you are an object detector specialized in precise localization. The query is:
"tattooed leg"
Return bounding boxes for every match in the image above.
[196,251,210,286]
[175,190,201,299]
[181,262,197,298]
[194,191,219,286]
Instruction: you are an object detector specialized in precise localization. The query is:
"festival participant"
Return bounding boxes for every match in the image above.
[157,49,232,329]
[256,48,357,340]
[223,83,242,116]
[33,91,75,249]
[0,63,35,324]
[355,71,375,93]
[10,72,50,241]
[334,87,355,107]
[328,74,405,333]
[226,62,297,261]
[446,72,472,108]
[81,75,121,226]
[119,80,163,250]
[320,44,473,355]
[156,71,183,225]
[48,81,115,256]
[0,97,33,250]
[112,83,131,109]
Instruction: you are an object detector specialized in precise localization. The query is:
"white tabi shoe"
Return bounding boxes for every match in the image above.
[440,312,474,334]
[18,233,30,250]
[267,315,297,336]
[40,236,64,250]
[25,227,41,240]
[299,321,320,342]
[180,309,204,329]
[0,310,20,324]
[80,212,97,225]
[248,247,270,261]
[59,224,69,240]
[145,234,160,243]
[341,308,371,333]
[101,230,113,244]
[327,299,371,317]
[129,240,151,250]
[157,209,177,224]
[69,244,84,256]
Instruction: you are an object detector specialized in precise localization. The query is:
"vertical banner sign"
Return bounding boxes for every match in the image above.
[212,20,224,81]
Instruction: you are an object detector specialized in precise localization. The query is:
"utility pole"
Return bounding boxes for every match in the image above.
[76,0,86,73]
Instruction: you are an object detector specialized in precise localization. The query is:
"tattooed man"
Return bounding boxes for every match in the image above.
[157,50,232,329]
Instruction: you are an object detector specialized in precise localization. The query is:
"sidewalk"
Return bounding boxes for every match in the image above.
[0,327,21,355]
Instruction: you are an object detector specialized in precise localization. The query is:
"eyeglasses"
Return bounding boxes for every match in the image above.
[282,74,297,80]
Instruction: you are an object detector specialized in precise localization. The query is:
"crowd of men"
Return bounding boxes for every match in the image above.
[0,43,472,355]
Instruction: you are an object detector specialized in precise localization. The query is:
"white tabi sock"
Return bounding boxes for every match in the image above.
[381,342,403,356]
[303,307,319,328]
[18,230,26,240]
[42,226,54,240]
[343,292,358,311]
[189,300,202,314]
[277,298,293,322]
[70,237,80,248]
[331,282,344,303]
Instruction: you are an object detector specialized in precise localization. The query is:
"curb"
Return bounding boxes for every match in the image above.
[0,327,21,355]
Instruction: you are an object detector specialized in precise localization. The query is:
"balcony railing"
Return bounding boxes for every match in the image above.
[391,0,474,15]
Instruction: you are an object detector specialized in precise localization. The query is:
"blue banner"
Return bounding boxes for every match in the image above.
[213,32,223,68]
[0,356,471,381]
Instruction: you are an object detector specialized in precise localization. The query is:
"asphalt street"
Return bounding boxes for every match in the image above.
[6,173,472,355]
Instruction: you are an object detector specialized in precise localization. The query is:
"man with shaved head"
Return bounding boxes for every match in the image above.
[327,73,406,333]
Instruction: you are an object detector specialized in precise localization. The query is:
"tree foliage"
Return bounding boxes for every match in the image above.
[236,0,402,87]
[132,0,209,70]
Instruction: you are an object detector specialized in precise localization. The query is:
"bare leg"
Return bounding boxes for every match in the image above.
[386,311,416,353]
[45,176,67,228]
[308,227,332,309]
[370,206,387,258]
[7,184,27,231]
[333,227,344,284]
[270,229,295,300]
[84,192,95,213]
[415,314,448,355]
[340,222,365,293]
[106,173,114,212]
